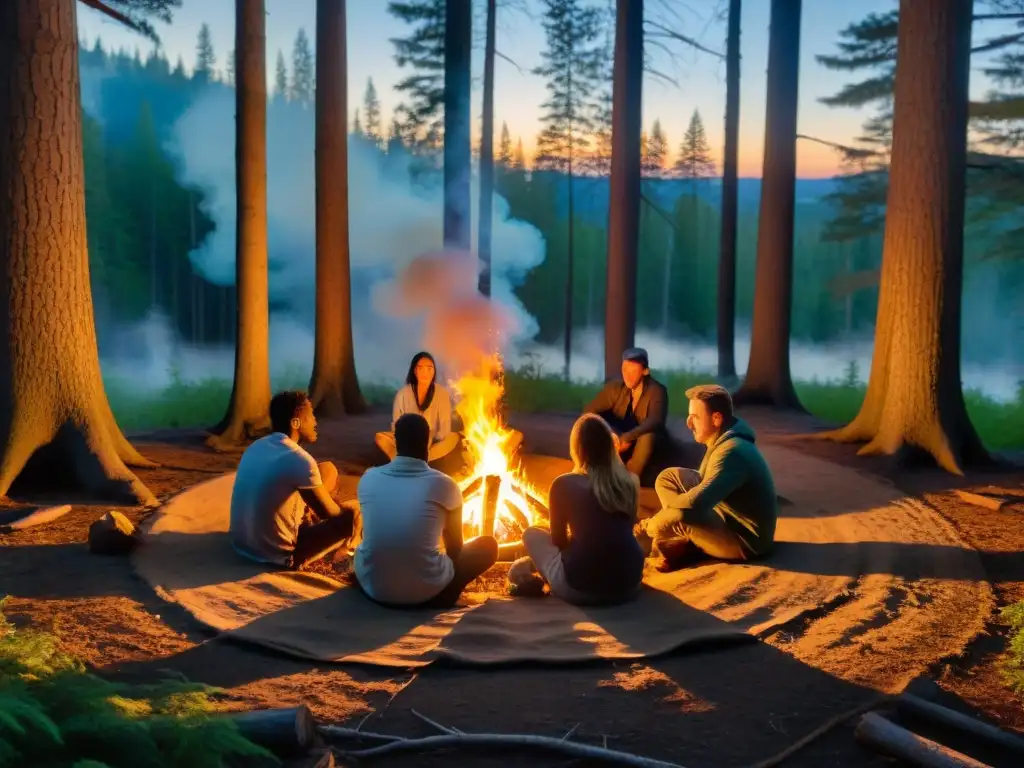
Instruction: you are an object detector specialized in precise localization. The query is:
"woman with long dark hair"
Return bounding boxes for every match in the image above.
[510,413,645,604]
[375,351,461,463]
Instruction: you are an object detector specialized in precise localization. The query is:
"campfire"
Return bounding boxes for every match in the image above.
[451,354,547,548]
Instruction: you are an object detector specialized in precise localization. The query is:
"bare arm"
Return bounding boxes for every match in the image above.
[298,485,341,520]
[548,478,570,550]
[441,499,464,561]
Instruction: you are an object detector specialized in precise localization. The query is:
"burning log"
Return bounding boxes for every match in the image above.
[460,475,483,501]
[503,499,530,532]
[480,475,501,538]
[513,485,549,521]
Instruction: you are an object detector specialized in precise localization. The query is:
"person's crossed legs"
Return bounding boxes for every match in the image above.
[649,467,748,563]
[290,461,360,569]
[423,535,499,608]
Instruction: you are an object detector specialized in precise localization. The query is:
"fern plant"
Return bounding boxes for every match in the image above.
[0,600,277,767]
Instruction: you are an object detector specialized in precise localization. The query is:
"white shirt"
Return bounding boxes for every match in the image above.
[229,433,322,566]
[392,384,453,443]
[354,456,461,604]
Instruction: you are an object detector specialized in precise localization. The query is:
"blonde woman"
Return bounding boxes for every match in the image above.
[514,413,645,605]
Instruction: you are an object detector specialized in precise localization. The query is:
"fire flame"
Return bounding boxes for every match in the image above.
[451,354,543,542]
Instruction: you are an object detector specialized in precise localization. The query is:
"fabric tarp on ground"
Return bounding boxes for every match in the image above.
[133,447,991,679]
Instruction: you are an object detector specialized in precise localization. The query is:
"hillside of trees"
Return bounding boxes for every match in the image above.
[79,30,1023,368]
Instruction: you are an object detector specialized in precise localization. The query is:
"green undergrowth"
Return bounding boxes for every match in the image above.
[0,601,273,767]
[104,361,1024,451]
[1001,601,1024,695]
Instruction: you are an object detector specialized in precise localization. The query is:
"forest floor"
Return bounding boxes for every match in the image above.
[1,407,1023,767]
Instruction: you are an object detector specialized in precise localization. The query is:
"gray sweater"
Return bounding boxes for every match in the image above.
[391,384,453,443]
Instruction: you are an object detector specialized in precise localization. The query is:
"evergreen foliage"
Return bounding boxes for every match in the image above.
[0,601,274,767]
[388,0,447,147]
[290,28,314,106]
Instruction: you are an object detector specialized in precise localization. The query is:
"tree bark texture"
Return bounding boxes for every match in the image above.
[604,0,643,380]
[0,0,157,505]
[211,0,272,447]
[309,0,366,417]
[733,0,803,409]
[716,0,741,381]
[477,0,497,297]
[443,0,472,251]
[818,0,989,474]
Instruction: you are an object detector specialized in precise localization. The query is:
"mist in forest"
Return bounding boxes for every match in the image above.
[80,63,1023,404]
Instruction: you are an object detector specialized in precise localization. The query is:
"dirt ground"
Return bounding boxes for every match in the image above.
[1,407,1023,767]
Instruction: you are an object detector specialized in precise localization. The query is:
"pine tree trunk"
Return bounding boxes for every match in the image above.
[477,0,497,297]
[604,0,644,380]
[210,0,272,447]
[661,230,672,332]
[309,0,365,417]
[443,0,472,250]
[716,0,741,381]
[564,167,575,381]
[818,0,988,474]
[0,0,156,505]
[733,0,802,409]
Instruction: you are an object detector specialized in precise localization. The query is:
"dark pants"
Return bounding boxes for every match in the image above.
[351,536,500,610]
[288,461,360,569]
[598,411,676,487]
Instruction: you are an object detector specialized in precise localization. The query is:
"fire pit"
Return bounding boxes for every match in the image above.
[452,355,549,561]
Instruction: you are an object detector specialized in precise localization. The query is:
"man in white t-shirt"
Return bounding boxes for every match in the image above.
[354,413,498,608]
[230,390,357,569]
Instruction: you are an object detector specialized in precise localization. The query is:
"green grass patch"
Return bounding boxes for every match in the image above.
[1000,601,1024,695]
[0,600,273,767]
[105,360,1024,451]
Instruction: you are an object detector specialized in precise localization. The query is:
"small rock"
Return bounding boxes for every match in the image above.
[88,510,140,556]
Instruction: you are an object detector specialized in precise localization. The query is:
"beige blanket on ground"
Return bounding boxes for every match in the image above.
[133,446,991,680]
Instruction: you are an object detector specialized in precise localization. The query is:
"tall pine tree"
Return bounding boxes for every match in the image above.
[274,50,289,100]
[534,0,604,379]
[195,22,216,81]
[388,0,446,147]
[362,77,382,141]
[290,28,314,106]
[675,110,715,182]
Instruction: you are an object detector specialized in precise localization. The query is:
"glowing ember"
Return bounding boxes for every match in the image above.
[451,354,545,542]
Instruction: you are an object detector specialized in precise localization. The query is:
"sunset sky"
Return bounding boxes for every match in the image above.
[79,0,1016,179]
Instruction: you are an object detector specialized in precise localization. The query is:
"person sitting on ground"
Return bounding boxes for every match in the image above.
[512,413,645,604]
[354,413,498,608]
[375,351,463,465]
[230,390,358,570]
[636,384,778,572]
[583,347,675,486]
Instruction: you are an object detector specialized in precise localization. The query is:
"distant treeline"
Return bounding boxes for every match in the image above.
[79,42,1024,356]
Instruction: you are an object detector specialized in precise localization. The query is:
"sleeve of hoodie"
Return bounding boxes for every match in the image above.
[583,381,618,415]
[620,382,667,443]
[647,441,748,533]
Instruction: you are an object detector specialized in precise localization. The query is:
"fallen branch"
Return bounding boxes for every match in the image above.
[0,505,71,533]
[319,725,403,745]
[895,694,1024,761]
[338,732,684,766]
[855,712,991,768]
[952,489,1006,512]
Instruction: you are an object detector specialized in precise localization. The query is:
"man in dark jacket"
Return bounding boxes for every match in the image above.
[583,348,676,486]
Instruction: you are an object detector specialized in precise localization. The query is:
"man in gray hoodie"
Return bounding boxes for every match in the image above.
[636,384,778,571]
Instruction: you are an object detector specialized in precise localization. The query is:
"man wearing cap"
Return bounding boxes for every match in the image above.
[583,348,674,486]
